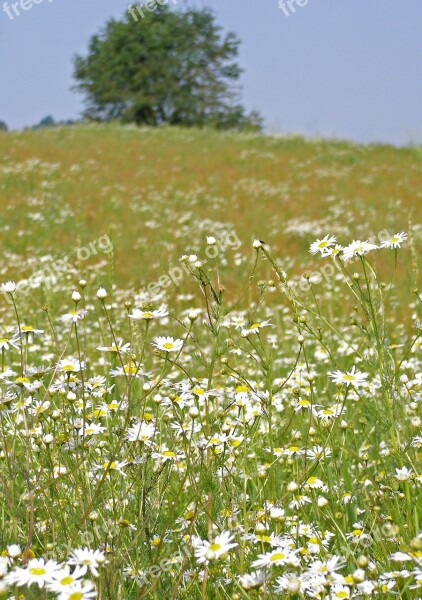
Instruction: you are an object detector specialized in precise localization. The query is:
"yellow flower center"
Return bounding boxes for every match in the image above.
[163,343,174,349]
[163,451,175,457]
[60,576,74,585]
[209,543,221,552]
[29,567,46,576]
[270,552,285,561]
[68,592,83,600]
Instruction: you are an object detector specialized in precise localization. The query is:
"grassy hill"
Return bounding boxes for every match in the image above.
[0,125,420,306]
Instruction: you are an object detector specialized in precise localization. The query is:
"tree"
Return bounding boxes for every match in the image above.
[0,121,8,132]
[72,5,261,130]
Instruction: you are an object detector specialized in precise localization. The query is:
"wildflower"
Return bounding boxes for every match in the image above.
[67,548,106,577]
[129,307,168,321]
[206,236,216,245]
[309,235,336,255]
[192,531,238,563]
[56,580,97,599]
[252,547,300,568]
[152,336,183,353]
[253,239,264,249]
[59,309,88,323]
[241,319,272,336]
[239,570,267,590]
[0,337,19,351]
[96,288,107,299]
[46,565,89,593]
[329,366,368,387]
[96,340,131,353]
[4,557,61,588]
[341,240,378,261]
[394,466,413,481]
[71,291,82,302]
[1,281,16,294]
[125,421,156,445]
[93,461,128,477]
[381,232,407,249]
[57,358,84,373]
[18,325,44,338]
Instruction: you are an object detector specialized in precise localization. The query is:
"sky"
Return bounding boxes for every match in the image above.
[1,0,421,145]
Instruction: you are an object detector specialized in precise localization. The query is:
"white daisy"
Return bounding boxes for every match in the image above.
[380,232,407,249]
[193,531,238,563]
[309,235,336,255]
[329,366,368,387]
[152,336,183,353]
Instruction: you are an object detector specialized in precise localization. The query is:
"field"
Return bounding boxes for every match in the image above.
[0,125,421,599]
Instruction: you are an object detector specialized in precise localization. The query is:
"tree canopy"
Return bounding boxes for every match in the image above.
[72,5,261,130]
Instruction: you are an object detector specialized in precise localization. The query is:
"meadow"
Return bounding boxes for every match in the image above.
[0,125,420,599]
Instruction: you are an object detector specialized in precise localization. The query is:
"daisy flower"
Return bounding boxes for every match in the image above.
[241,319,272,336]
[4,557,61,589]
[57,358,84,373]
[56,580,97,599]
[125,421,156,445]
[309,235,336,255]
[341,240,378,261]
[129,307,168,321]
[0,337,19,351]
[193,531,238,563]
[67,548,106,578]
[96,340,131,353]
[59,309,88,323]
[46,565,88,593]
[252,547,300,568]
[1,281,16,294]
[239,570,267,590]
[380,232,407,249]
[329,366,368,387]
[152,336,183,353]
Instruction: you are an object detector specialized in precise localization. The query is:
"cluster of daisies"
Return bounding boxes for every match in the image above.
[309,232,407,259]
[0,233,420,598]
[0,546,105,599]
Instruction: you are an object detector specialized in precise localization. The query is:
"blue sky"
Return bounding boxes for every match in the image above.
[1,0,421,144]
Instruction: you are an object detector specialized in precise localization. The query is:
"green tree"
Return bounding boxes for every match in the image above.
[0,121,8,132]
[72,5,261,130]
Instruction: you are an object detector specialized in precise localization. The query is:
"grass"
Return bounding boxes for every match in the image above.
[0,125,420,599]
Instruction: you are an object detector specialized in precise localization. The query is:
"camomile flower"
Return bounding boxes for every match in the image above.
[46,565,88,593]
[152,336,183,353]
[57,358,84,373]
[125,421,156,445]
[381,232,407,249]
[93,460,128,477]
[59,309,88,324]
[96,340,131,354]
[330,584,350,599]
[0,336,19,351]
[309,235,336,255]
[67,548,106,577]
[252,547,300,568]
[341,240,378,261]
[192,531,238,564]
[18,324,44,339]
[241,319,272,336]
[239,570,267,590]
[329,366,368,387]
[1,280,16,294]
[56,580,97,599]
[394,466,413,481]
[4,557,61,588]
[129,307,168,321]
